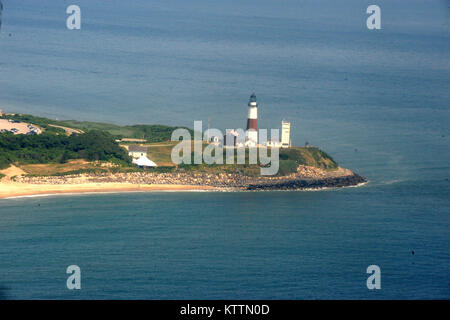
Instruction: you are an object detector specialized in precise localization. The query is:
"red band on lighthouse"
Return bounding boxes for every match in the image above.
[247,118,257,130]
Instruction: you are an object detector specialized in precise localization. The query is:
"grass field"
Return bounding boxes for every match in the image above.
[59,120,137,137]
[58,120,192,142]
[144,141,180,166]
[20,159,104,176]
[2,143,338,177]
[1,113,191,142]
[142,142,338,176]
[1,113,338,177]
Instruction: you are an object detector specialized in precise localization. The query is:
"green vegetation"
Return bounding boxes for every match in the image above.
[146,143,338,176]
[280,147,338,169]
[277,160,299,176]
[0,159,9,170]
[0,113,338,177]
[26,166,143,177]
[0,114,59,128]
[54,120,191,143]
[56,120,137,137]
[1,113,192,142]
[0,130,131,168]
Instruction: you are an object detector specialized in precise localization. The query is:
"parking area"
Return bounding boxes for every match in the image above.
[0,119,42,135]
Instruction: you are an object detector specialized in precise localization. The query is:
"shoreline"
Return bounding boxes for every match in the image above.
[0,175,367,200]
[0,182,219,200]
[0,165,367,200]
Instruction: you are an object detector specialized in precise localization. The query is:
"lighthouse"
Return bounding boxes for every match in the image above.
[246,93,258,146]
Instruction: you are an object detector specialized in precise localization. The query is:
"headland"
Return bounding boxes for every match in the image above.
[0,112,367,199]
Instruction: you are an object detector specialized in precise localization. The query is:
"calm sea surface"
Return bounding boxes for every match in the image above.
[0,0,449,299]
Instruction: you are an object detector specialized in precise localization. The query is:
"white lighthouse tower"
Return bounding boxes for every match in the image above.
[246,93,258,147]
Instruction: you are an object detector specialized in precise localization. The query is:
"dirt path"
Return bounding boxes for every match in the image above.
[48,124,84,135]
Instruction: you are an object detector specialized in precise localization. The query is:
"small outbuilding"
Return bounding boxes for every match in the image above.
[128,145,148,159]
[132,155,157,168]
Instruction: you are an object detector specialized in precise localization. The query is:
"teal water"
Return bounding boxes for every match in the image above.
[0,0,449,299]
[0,185,449,299]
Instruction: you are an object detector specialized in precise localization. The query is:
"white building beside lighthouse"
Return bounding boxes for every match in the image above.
[281,120,291,148]
[245,93,258,147]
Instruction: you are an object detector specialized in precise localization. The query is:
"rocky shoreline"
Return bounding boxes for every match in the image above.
[246,174,367,191]
[12,166,367,191]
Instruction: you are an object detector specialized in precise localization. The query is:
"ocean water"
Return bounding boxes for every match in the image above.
[0,0,449,299]
[0,186,449,299]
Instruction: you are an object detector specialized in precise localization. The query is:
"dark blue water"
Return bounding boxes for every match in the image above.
[0,0,449,299]
[0,184,448,299]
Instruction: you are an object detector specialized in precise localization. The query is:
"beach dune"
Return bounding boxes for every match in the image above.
[0,165,216,198]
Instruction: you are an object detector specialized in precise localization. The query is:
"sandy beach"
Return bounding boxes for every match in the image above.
[0,166,217,199]
[0,163,366,199]
[0,180,217,199]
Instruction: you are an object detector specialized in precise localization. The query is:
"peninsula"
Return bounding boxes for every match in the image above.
[0,113,366,199]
